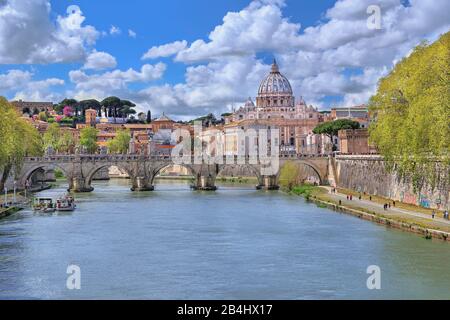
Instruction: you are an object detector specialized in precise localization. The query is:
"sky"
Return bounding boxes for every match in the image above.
[0,0,449,120]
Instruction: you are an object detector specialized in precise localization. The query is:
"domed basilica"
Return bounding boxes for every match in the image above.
[225,60,323,153]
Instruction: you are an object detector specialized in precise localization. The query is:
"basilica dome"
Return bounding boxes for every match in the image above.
[256,59,294,109]
[258,60,293,96]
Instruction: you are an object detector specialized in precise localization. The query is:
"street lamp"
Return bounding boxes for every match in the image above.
[25,179,31,199]
[13,181,16,204]
[4,186,7,208]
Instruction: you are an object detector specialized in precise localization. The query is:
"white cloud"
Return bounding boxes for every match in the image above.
[0,69,64,101]
[129,56,269,116]
[0,70,33,91]
[128,29,137,38]
[69,63,167,92]
[0,1,100,64]
[142,40,188,60]
[13,78,65,102]
[174,0,302,62]
[110,25,121,35]
[83,51,117,70]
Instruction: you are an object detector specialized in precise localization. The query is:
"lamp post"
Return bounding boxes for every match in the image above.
[13,181,16,204]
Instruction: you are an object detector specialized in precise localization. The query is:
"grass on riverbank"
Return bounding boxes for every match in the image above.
[290,185,325,200]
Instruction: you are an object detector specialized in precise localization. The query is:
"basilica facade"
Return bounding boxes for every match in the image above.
[224,60,326,154]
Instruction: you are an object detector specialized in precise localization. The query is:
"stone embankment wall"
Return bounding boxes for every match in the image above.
[335,155,449,210]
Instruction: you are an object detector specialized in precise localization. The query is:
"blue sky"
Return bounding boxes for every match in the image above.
[0,0,449,119]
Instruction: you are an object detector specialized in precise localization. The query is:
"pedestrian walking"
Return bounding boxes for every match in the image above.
[432,211,435,219]
[370,196,372,201]
[393,201,396,207]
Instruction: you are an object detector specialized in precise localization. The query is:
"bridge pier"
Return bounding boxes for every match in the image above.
[192,175,217,191]
[131,177,154,192]
[257,175,280,191]
[70,177,94,193]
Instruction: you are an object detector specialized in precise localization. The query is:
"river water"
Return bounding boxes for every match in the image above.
[0,179,449,300]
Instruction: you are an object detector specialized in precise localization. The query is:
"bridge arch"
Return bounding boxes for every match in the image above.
[216,164,264,186]
[85,164,134,186]
[278,160,325,185]
[21,164,70,184]
[149,163,195,185]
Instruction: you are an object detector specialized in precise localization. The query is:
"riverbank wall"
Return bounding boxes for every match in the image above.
[310,196,450,242]
[0,207,22,219]
[335,155,449,211]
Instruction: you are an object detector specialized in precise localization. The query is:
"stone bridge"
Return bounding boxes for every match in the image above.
[17,154,331,192]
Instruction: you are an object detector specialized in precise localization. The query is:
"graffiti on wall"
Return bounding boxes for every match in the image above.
[401,192,418,205]
[419,195,430,208]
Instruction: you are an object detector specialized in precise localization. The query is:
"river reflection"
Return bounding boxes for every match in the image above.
[0,179,449,299]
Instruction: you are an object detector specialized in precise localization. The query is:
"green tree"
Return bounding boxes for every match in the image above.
[107,129,131,154]
[313,119,360,150]
[279,161,301,191]
[0,97,43,190]
[55,98,78,114]
[79,127,98,154]
[38,111,48,122]
[120,100,137,118]
[43,123,61,152]
[369,32,450,190]
[58,131,76,154]
[101,96,122,119]
[279,161,313,191]
[78,99,102,118]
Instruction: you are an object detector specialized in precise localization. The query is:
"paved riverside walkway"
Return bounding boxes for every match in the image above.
[322,187,450,232]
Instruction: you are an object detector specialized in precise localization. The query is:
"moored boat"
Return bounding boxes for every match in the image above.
[33,198,56,213]
[56,194,76,212]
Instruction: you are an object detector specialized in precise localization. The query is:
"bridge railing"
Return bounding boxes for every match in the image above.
[24,154,173,162]
[24,153,330,164]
